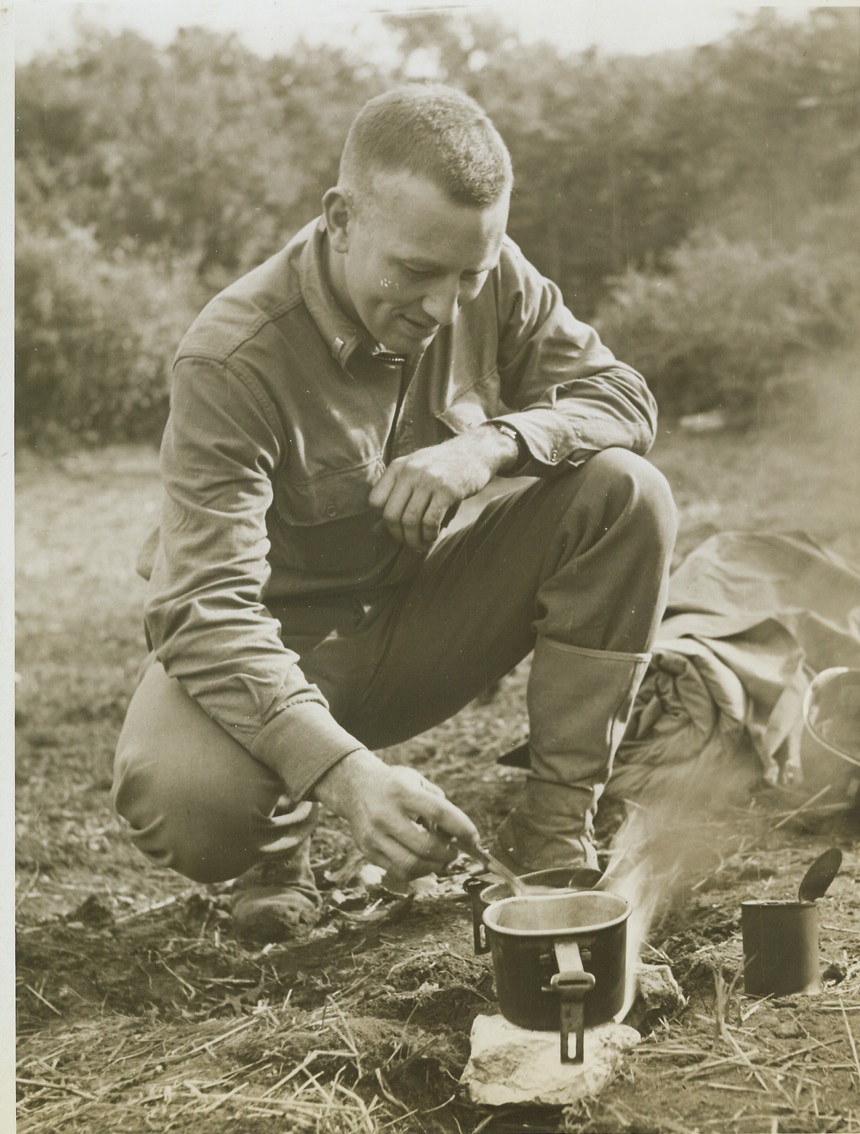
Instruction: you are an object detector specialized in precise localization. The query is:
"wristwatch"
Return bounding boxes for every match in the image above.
[486,420,528,474]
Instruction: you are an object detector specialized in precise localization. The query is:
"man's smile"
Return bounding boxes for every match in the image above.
[398,313,441,337]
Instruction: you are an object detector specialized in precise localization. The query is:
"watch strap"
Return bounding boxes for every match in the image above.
[486,420,528,474]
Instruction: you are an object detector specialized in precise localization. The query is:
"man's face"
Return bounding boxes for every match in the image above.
[327,170,509,355]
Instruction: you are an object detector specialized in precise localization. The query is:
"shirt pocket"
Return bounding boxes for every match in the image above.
[269,462,387,578]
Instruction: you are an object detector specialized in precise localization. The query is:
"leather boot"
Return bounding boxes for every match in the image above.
[230,835,322,944]
[491,638,650,873]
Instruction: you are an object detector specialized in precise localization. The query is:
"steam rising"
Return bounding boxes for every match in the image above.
[605,759,756,1018]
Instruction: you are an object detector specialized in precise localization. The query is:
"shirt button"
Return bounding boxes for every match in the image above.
[325,502,338,517]
[550,448,559,462]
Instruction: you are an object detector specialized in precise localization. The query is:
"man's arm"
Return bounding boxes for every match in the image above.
[146,357,365,797]
[145,356,477,879]
[366,238,657,551]
[492,237,658,469]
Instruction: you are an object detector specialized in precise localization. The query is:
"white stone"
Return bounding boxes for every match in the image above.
[636,962,685,1009]
[460,1013,640,1106]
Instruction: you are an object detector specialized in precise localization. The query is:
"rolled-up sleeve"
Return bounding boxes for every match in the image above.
[144,357,364,799]
[492,240,658,470]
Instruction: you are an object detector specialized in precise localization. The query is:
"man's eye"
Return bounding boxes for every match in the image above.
[403,264,434,277]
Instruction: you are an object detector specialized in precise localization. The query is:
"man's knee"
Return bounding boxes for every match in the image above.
[113,750,258,884]
[576,449,677,549]
[112,660,281,883]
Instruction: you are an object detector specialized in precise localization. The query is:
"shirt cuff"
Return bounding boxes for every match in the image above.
[249,700,365,801]
[492,410,590,472]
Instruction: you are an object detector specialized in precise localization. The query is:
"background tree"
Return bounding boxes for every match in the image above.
[15,7,860,442]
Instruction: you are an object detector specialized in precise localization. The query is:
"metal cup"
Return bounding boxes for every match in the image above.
[483,890,630,1063]
[463,866,602,954]
[741,900,820,996]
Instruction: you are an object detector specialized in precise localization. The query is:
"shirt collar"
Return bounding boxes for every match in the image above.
[299,218,380,373]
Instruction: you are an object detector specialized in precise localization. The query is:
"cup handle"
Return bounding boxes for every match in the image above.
[551,940,596,1064]
[463,876,490,955]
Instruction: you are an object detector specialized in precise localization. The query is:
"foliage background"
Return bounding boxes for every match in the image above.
[14,7,860,443]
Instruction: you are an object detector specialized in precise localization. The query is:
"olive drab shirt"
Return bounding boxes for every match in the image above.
[141,217,658,798]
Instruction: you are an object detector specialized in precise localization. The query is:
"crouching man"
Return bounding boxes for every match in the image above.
[113,84,677,942]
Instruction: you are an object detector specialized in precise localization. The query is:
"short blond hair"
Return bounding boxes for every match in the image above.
[340,84,513,209]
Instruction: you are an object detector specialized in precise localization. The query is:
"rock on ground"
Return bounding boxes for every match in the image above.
[460,1014,640,1106]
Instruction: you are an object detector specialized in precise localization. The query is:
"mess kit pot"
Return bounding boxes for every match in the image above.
[463,866,603,955]
[482,890,631,1063]
[801,667,860,807]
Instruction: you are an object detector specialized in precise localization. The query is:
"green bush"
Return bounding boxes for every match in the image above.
[594,233,860,417]
[15,225,202,445]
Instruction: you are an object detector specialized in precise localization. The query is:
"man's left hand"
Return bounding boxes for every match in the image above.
[369,426,520,550]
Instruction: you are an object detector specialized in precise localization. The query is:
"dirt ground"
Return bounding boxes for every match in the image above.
[15,361,860,1133]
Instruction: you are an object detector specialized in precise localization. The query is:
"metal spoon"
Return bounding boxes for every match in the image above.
[798,847,843,903]
[460,838,531,896]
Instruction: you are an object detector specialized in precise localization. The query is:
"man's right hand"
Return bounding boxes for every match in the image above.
[368,425,521,551]
[310,749,479,883]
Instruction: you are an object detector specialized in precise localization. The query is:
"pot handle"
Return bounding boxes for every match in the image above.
[463,876,490,955]
[551,940,596,1064]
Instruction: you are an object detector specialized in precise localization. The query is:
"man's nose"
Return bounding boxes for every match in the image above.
[420,277,461,327]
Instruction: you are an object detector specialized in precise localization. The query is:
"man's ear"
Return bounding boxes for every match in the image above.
[322,187,353,254]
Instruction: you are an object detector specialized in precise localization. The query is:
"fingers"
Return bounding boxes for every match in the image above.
[382,824,457,880]
[402,769,445,799]
[355,768,479,882]
[383,488,448,550]
[369,457,456,550]
[387,489,431,551]
[358,822,453,882]
[417,793,481,847]
[391,782,479,879]
[419,504,449,548]
[368,434,496,550]
[400,774,480,846]
[323,753,479,883]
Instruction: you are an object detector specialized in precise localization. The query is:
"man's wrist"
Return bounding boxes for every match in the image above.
[309,748,382,816]
[482,421,527,475]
